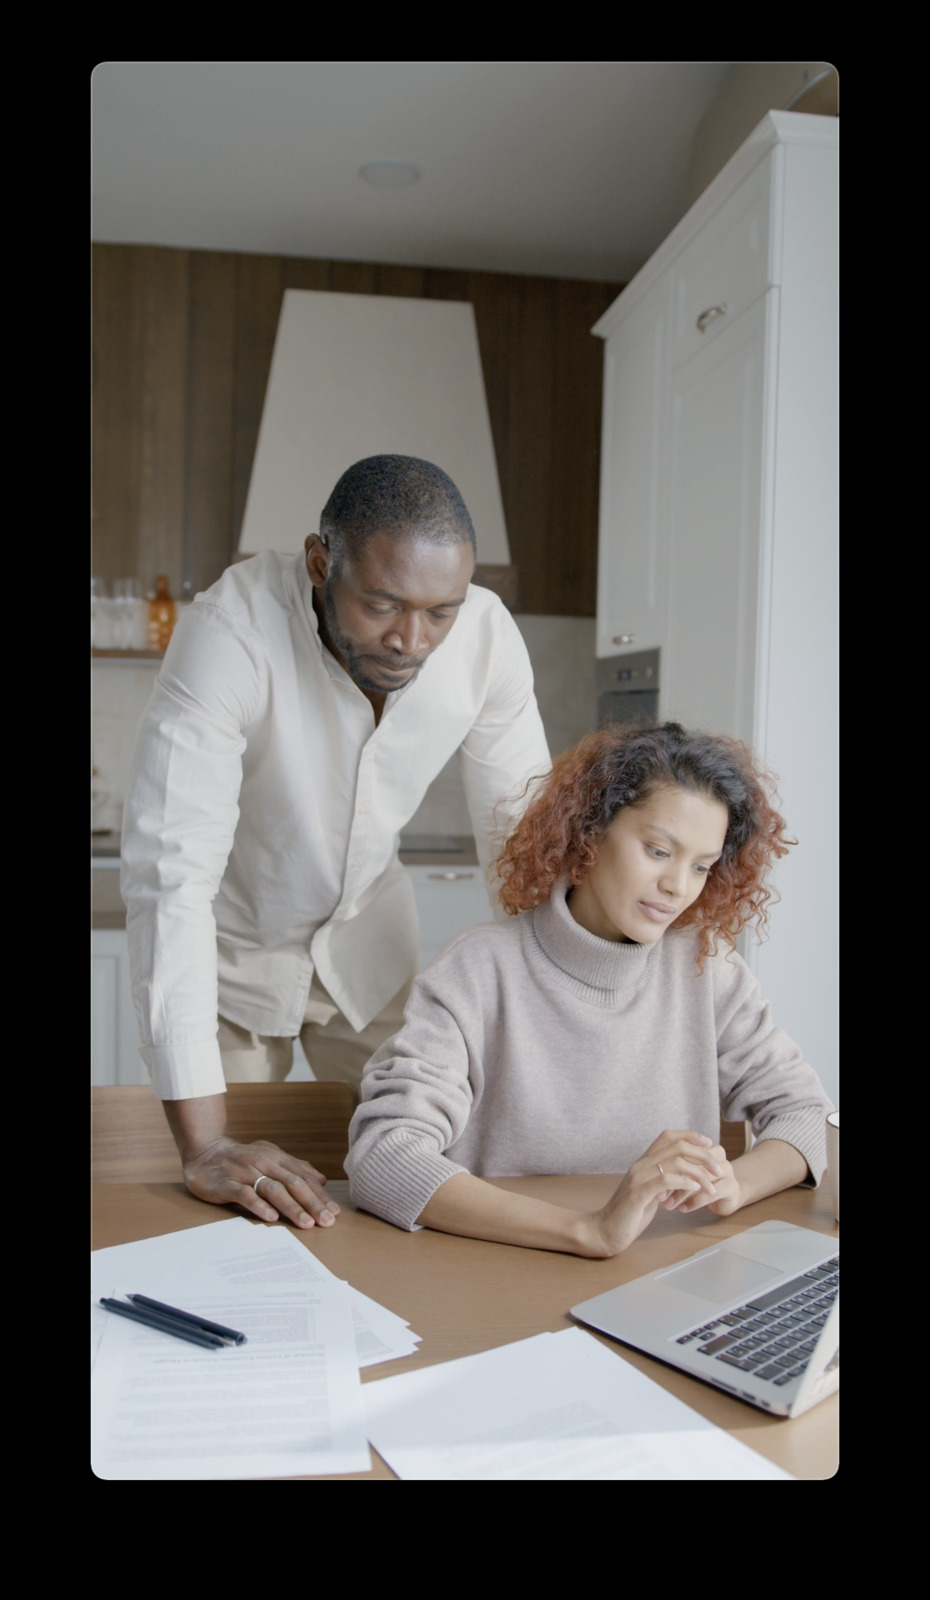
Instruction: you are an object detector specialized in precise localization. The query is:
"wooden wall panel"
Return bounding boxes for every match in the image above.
[507,276,558,617]
[92,246,145,580]
[330,260,379,295]
[91,243,623,615]
[376,264,427,298]
[184,252,237,596]
[231,254,284,548]
[548,277,612,616]
[281,258,332,295]
[423,268,470,303]
[466,269,518,563]
[138,248,189,591]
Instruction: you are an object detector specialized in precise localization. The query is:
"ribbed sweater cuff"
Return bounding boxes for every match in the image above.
[348,1128,468,1232]
[755,1106,830,1187]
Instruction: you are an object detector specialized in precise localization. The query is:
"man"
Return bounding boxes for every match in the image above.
[121,456,550,1233]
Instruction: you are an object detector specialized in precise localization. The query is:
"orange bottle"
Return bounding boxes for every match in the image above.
[147,575,177,651]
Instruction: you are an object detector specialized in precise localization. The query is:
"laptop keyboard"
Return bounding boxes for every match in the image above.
[674,1257,839,1388]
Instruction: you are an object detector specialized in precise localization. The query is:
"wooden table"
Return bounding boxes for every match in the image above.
[92,1175,838,1480]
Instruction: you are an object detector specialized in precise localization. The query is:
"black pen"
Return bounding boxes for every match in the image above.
[99,1298,227,1349]
[128,1295,248,1346]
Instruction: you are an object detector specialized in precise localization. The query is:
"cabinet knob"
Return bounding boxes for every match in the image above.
[612,634,635,645]
[696,303,728,334]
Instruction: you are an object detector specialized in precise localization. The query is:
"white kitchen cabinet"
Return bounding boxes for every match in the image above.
[593,111,838,1106]
[91,929,149,1086]
[663,289,770,743]
[594,274,671,657]
[405,864,495,969]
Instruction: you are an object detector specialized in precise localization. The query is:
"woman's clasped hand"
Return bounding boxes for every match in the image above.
[588,1129,736,1257]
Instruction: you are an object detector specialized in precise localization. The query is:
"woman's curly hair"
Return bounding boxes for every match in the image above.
[497,722,794,963]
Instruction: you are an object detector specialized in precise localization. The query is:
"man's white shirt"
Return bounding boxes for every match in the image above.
[121,553,550,1100]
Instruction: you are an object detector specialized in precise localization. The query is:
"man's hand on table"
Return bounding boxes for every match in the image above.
[163,1095,340,1230]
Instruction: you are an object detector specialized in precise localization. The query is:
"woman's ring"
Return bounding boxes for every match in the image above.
[657,1164,664,1176]
[253,1175,270,1193]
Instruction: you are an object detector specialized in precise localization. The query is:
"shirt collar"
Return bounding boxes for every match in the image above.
[296,553,325,651]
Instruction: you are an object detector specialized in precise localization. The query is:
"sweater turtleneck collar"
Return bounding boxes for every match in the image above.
[530,876,655,1004]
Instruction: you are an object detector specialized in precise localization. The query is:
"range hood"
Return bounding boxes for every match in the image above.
[239,289,512,592]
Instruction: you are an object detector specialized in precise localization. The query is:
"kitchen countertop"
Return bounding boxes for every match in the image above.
[91,833,480,930]
[91,831,121,859]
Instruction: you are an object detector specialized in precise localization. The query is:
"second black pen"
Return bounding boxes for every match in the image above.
[99,1298,227,1350]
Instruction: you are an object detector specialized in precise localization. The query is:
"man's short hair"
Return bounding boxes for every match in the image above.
[319,456,477,568]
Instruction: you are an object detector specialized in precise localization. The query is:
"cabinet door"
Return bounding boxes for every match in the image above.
[405,866,495,970]
[669,148,776,370]
[91,930,149,1086]
[596,279,671,658]
[661,291,775,744]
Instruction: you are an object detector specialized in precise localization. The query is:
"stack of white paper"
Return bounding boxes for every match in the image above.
[92,1283,369,1479]
[91,1219,420,1480]
[362,1328,794,1480]
[91,1218,420,1371]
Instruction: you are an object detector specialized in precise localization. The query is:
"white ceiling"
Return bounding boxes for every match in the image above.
[91,61,739,283]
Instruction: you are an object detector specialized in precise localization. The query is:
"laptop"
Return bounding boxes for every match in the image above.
[571,1221,838,1419]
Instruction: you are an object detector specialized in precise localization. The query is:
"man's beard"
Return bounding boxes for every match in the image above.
[321,583,425,694]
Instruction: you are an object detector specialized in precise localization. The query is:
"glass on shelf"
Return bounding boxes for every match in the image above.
[91,577,114,649]
[113,577,148,650]
[92,577,164,653]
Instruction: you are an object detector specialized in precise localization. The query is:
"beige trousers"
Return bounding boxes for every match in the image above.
[217,971,412,1101]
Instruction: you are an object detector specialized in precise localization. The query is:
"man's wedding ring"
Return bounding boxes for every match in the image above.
[253,1175,270,1193]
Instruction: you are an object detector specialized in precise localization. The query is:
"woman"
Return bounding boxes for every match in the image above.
[346,722,833,1258]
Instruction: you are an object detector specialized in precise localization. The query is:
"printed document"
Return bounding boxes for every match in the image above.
[92,1283,370,1480]
[362,1328,793,1480]
[91,1218,419,1369]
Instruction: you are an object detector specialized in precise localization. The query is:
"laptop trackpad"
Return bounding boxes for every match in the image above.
[656,1249,777,1305]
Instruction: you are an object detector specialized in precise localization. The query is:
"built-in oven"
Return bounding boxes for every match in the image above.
[596,648,660,729]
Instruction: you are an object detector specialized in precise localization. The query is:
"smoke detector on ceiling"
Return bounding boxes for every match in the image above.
[359,160,421,189]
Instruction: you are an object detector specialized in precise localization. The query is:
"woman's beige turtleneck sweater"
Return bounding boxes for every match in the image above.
[346,881,832,1232]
